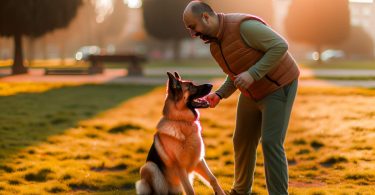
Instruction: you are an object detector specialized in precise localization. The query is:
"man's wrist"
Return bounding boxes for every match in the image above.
[215,92,223,99]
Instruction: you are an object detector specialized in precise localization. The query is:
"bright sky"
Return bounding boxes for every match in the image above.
[124,0,142,9]
[349,0,374,3]
[93,0,142,23]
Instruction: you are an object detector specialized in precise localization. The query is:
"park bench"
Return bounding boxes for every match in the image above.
[45,54,147,76]
[87,54,147,76]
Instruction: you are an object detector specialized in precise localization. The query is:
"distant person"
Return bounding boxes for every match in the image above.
[183,1,300,195]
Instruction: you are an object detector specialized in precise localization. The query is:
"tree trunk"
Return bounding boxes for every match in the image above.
[60,39,66,66]
[12,34,28,75]
[316,45,323,65]
[27,37,35,67]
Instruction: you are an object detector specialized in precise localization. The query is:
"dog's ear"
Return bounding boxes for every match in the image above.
[167,72,182,100]
[174,72,181,80]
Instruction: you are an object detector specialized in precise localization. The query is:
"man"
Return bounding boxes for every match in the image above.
[183,1,299,195]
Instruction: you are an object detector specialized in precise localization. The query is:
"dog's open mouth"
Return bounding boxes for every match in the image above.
[190,97,210,108]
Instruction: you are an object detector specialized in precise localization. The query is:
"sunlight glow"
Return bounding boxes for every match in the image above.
[123,0,142,9]
[92,0,114,23]
[350,0,373,3]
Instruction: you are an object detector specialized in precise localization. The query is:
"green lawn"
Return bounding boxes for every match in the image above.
[0,83,374,194]
[300,60,375,70]
[2,58,374,70]
[67,59,375,70]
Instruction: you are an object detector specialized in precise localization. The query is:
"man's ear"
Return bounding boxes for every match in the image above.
[202,12,210,24]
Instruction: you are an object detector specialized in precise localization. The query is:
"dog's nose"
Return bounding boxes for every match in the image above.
[204,84,213,90]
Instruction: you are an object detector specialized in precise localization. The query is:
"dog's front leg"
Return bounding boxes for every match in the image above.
[194,159,225,195]
[177,168,195,195]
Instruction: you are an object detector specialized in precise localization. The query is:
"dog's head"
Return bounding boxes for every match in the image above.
[166,72,212,112]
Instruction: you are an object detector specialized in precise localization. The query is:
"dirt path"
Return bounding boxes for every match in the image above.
[1,68,375,88]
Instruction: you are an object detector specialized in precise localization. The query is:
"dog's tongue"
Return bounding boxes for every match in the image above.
[191,97,210,108]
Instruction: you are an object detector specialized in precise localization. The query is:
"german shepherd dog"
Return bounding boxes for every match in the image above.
[136,72,225,195]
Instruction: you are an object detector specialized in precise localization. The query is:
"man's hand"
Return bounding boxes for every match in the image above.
[234,71,254,89]
[205,93,221,108]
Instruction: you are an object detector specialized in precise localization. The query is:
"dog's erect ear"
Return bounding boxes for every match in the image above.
[167,72,182,100]
[167,72,176,87]
[174,72,181,80]
[167,72,183,101]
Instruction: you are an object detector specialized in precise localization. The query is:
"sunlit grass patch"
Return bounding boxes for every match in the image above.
[0,84,375,194]
[320,156,349,167]
[0,82,80,96]
[107,123,142,134]
[310,140,325,150]
[345,172,375,182]
[24,168,54,182]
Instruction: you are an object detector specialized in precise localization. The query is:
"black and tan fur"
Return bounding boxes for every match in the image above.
[135,72,225,195]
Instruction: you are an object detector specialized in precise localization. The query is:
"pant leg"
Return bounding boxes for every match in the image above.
[232,93,262,195]
[257,79,298,195]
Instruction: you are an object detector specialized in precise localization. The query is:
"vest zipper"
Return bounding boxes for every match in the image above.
[217,41,236,75]
[216,40,256,99]
[265,75,281,86]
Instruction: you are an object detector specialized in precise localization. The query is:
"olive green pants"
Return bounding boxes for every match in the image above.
[232,79,298,195]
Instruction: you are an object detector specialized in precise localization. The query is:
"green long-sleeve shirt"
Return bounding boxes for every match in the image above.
[216,20,289,99]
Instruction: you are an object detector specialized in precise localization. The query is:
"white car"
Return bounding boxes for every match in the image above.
[75,46,101,61]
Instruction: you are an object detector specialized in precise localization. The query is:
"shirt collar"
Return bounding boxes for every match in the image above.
[215,13,225,40]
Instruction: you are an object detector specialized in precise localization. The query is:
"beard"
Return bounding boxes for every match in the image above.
[195,32,217,44]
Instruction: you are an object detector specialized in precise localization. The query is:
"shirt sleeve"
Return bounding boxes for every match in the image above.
[240,20,289,81]
[215,75,237,99]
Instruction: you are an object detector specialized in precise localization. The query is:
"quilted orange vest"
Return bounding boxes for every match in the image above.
[210,13,300,100]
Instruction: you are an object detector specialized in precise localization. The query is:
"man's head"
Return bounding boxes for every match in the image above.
[183,1,219,43]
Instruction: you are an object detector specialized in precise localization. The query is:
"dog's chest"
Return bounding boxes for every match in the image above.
[180,133,204,166]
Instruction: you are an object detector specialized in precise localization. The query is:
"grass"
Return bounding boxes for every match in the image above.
[300,60,375,70]
[0,83,374,194]
[2,58,375,70]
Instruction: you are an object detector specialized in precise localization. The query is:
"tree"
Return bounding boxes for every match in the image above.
[142,0,190,60]
[337,26,374,59]
[284,0,350,63]
[0,0,82,74]
[203,0,274,26]
[97,0,128,48]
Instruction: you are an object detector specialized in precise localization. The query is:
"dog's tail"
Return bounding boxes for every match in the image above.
[136,162,168,195]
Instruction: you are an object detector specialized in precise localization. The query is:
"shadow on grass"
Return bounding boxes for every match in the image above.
[0,84,156,164]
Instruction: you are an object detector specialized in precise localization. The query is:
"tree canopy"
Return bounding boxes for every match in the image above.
[284,0,350,62]
[0,0,82,38]
[142,0,190,41]
[338,25,374,59]
[0,0,82,74]
[203,0,274,25]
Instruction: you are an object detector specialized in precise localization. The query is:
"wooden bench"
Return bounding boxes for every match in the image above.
[87,54,147,76]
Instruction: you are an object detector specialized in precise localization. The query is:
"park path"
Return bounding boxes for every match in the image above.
[1,68,375,88]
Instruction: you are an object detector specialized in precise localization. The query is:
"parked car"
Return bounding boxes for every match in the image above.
[321,50,345,61]
[75,46,101,61]
[307,49,345,62]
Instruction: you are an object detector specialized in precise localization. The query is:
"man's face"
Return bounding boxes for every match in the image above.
[183,13,214,43]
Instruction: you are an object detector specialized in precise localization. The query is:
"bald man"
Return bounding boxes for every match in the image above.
[183,1,299,195]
